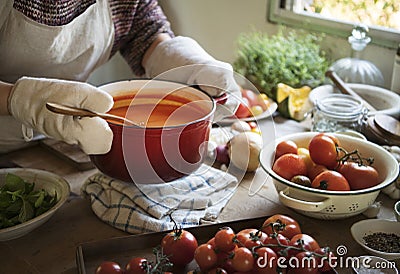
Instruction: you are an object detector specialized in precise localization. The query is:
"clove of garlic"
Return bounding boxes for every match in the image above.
[231,120,251,133]
[227,131,263,172]
[362,201,382,218]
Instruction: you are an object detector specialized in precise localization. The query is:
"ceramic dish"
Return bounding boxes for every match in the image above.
[219,100,278,125]
[350,219,400,260]
[352,255,398,274]
[0,168,70,241]
[309,84,400,118]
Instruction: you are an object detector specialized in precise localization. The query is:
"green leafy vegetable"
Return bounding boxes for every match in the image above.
[234,28,331,100]
[0,173,58,229]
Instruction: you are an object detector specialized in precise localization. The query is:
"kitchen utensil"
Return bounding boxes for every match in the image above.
[0,168,70,241]
[325,70,377,112]
[46,102,138,126]
[259,132,399,219]
[90,79,216,184]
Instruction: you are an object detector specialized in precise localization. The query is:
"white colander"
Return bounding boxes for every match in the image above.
[259,132,399,220]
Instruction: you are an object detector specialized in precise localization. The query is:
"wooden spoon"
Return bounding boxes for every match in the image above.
[46,102,139,126]
[325,70,377,112]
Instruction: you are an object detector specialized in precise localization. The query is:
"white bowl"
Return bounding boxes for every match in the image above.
[351,219,400,260]
[309,84,400,119]
[0,168,70,241]
[259,132,399,219]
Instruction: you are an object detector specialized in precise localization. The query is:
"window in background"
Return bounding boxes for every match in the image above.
[269,0,400,49]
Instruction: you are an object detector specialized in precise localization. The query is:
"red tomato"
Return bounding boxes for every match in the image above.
[235,98,251,118]
[275,140,298,159]
[311,170,350,191]
[308,164,328,181]
[252,246,279,274]
[337,162,380,190]
[161,228,198,266]
[287,251,319,274]
[206,267,228,274]
[261,214,302,239]
[272,154,307,180]
[214,227,236,252]
[241,89,268,110]
[194,243,218,271]
[314,247,336,272]
[95,261,123,274]
[230,247,255,272]
[308,134,339,169]
[125,257,150,274]
[263,233,290,256]
[236,228,268,249]
[288,234,320,256]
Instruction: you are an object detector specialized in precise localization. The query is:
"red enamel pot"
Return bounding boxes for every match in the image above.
[90,80,217,184]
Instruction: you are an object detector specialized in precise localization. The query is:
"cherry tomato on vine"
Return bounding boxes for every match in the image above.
[308,134,339,169]
[252,246,279,274]
[263,233,290,256]
[314,247,336,272]
[311,170,350,191]
[194,243,218,271]
[214,227,236,252]
[287,251,319,274]
[236,228,268,249]
[161,228,198,266]
[230,246,255,272]
[125,257,150,274]
[275,140,298,159]
[337,162,379,190]
[261,214,302,239]
[288,234,320,256]
[272,153,307,180]
[95,261,123,274]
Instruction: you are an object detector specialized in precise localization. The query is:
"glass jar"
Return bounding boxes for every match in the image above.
[312,94,367,133]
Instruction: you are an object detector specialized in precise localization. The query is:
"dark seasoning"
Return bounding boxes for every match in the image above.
[363,232,400,253]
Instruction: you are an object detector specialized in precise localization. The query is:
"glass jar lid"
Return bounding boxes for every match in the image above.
[316,94,364,120]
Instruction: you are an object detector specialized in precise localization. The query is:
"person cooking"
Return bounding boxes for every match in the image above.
[0,0,240,154]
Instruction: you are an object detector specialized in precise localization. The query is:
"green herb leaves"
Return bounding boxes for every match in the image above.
[0,173,57,229]
[234,29,330,100]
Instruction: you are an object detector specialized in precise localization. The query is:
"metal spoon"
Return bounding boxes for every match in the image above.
[46,102,138,126]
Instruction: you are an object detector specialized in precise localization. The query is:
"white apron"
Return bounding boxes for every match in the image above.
[0,0,115,153]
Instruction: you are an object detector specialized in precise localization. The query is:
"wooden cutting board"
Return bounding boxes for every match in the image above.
[40,139,95,171]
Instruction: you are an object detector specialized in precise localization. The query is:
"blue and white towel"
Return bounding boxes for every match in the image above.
[81,164,238,234]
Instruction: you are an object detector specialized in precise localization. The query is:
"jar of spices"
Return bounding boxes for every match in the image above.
[312,94,367,133]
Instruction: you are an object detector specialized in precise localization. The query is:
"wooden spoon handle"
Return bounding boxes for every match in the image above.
[325,70,377,112]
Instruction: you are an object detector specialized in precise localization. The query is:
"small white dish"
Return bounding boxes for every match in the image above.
[0,168,70,241]
[350,219,400,260]
[352,255,398,274]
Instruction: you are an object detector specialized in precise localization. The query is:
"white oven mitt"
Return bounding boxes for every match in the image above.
[8,77,114,155]
[143,36,241,121]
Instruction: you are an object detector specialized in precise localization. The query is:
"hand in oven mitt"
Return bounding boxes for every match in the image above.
[8,77,114,155]
[143,36,241,121]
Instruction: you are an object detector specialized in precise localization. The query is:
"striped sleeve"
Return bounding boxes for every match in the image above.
[109,0,175,76]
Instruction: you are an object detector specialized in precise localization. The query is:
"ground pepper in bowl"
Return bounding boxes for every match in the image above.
[363,232,400,253]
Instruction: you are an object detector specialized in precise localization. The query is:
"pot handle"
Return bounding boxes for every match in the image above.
[279,188,331,212]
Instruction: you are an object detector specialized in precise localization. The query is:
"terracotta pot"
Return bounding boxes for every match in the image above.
[90,80,216,184]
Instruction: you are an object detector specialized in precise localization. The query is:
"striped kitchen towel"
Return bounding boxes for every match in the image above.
[81,164,238,234]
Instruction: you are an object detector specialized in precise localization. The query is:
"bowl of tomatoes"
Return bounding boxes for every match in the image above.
[259,132,399,219]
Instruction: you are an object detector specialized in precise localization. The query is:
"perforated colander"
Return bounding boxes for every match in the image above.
[259,132,399,220]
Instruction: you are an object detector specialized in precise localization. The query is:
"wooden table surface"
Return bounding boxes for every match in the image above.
[0,116,398,274]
